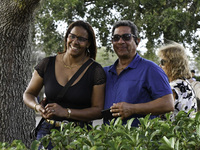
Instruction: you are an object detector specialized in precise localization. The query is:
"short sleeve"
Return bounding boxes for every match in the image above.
[34,57,50,78]
[147,64,172,99]
[93,63,106,85]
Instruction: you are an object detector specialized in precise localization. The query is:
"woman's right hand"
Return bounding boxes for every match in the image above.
[35,104,46,117]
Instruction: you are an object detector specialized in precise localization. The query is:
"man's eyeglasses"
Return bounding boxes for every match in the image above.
[68,33,88,43]
[160,59,167,66]
[112,34,136,42]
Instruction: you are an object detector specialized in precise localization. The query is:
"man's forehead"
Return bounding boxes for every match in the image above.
[114,26,131,34]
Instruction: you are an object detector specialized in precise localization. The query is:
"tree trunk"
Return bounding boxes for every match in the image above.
[0,0,41,147]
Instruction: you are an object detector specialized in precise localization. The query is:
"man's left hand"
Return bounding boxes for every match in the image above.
[110,102,133,120]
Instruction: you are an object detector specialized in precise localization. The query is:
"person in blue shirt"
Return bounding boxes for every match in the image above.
[103,20,174,127]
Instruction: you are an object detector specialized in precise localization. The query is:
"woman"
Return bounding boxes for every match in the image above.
[23,20,106,148]
[158,42,197,121]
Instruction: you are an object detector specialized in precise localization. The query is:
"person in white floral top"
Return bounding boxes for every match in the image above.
[158,42,197,120]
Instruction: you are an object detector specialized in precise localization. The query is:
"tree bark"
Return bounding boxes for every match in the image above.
[0,0,41,147]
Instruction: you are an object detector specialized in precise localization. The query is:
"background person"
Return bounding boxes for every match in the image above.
[191,70,196,81]
[158,42,197,120]
[23,20,106,149]
[103,20,174,127]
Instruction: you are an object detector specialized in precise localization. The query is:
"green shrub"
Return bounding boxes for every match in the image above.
[0,140,28,150]
[1,111,200,150]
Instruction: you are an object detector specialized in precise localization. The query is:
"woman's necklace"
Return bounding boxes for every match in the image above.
[62,54,84,69]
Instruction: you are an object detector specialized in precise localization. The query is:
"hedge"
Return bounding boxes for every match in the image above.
[1,110,200,150]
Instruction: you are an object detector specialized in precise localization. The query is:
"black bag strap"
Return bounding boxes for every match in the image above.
[56,58,93,100]
[35,117,45,131]
[34,58,93,134]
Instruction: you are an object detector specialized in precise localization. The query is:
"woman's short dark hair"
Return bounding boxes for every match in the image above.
[112,20,139,45]
[64,20,97,60]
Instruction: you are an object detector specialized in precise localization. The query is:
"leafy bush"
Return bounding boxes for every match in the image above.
[0,140,27,150]
[1,111,200,150]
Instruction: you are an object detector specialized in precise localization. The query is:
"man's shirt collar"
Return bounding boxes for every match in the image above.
[108,53,141,73]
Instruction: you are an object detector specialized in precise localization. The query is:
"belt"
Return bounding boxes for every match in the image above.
[45,119,92,128]
[46,119,69,127]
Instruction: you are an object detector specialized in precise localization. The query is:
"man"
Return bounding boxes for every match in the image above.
[103,20,174,127]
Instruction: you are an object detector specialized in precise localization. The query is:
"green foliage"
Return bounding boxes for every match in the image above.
[33,0,200,57]
[133,0,200,49]
[39,111,200,149]
[2,111,200,149]
[96,47,118,67]
[33,2,64,55]
[0,140,28,150]
[195,76,200,81]
[194,52,200,74]
[33,0,87,55]
[142,49,159,64]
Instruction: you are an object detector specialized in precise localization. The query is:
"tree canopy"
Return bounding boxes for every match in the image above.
[34,0,200,66]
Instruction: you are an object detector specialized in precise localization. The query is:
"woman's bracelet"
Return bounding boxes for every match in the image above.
[34,104,39,112]
[67,108,71,118]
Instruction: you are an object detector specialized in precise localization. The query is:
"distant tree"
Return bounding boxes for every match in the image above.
[194,52,200,74]
[96,47,118,67]
[34,0,200,62]
[0,0,41,147]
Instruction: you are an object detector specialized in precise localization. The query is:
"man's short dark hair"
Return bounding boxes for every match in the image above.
[112,20,139,45]
[191,70,195,73]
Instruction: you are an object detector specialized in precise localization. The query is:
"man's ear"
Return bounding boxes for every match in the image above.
[136,38,140,45]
